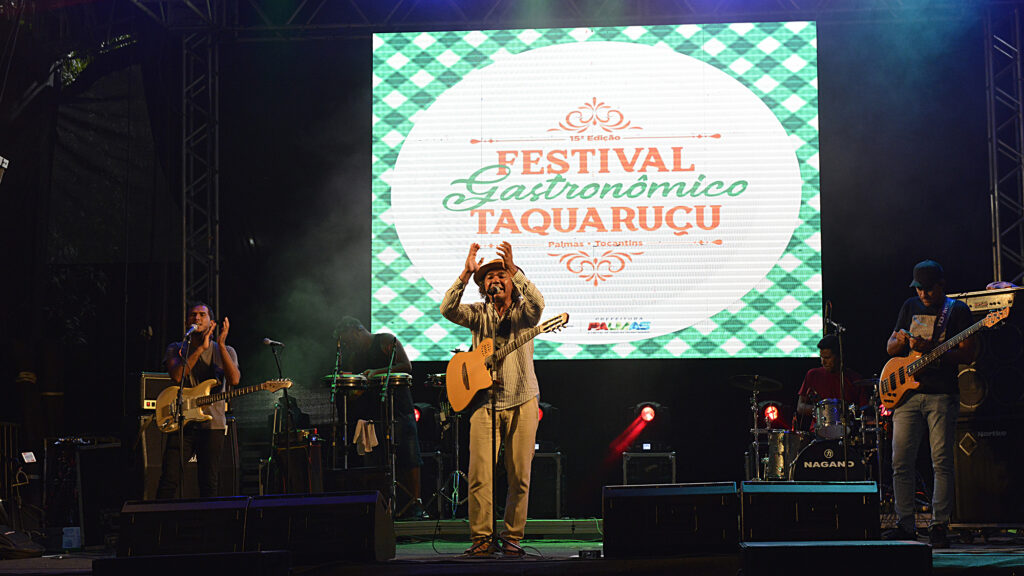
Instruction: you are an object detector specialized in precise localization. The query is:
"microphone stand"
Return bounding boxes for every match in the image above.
[269,345,292,493]
[484,286,517,556]
[331,338,346,470]
[380,338,398,515]
[176,330,195,499]
[829,318,851,482]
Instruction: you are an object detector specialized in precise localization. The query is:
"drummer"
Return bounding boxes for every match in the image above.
[795,334,869,433]
[335,316,429,520]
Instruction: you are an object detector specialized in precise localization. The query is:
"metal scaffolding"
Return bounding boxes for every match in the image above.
[988,5,1024,285]
[178,4,221,325]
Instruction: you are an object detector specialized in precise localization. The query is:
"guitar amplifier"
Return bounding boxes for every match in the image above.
[140,372,173,411]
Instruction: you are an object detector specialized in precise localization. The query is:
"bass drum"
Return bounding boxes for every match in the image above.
[790,439,865,481]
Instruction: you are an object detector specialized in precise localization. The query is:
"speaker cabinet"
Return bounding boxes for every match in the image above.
[117,491,395,564]
[139,372,172,412]
[602,482,739,558]
[953,414,1024,525]
[140,416,238,499]
[118,497,249,557]
[954,288,1024,414]
[246,491,395,564]
[741,481,879,541]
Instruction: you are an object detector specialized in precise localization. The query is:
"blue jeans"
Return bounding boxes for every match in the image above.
[891,392,959,530]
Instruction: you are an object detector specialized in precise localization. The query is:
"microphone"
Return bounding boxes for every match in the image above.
[184,324,199,338]
[487,285,499,296]
[263,337,285,348]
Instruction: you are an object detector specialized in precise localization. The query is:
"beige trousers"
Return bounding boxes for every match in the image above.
[467,396,538,541]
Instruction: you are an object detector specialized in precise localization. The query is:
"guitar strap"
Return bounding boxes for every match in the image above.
[932,297,954,344]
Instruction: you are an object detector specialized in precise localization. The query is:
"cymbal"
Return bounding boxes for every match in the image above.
[730,374,782,392]
[852,378,880,388]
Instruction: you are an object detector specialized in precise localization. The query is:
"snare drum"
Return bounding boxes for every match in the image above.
[322,373,367,390]
[814,398,845,439]
[765,429,806,480]
[370,372,412,387]
[790,439,865,481]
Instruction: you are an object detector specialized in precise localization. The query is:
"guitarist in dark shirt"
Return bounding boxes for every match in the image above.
[156,302,240,498]
[882,260,976,547]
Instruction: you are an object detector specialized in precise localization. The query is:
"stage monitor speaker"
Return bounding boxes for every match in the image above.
[140,416,238,499]
[953,414,1024,524]
[117,497,249,557]
[246,491,395,564]
[740,541,930,576]
[95,550,290,576]
[741,481,878,541]
[602,482,739,558]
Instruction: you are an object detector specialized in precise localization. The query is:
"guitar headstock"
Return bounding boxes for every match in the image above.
[264,379,293,392]
[540,312,570,334]
[984,307,1010,327]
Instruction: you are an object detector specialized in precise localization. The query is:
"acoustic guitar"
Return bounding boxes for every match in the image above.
[156,378,292,433]
[879,307,1007,409]
[445,313,569,412]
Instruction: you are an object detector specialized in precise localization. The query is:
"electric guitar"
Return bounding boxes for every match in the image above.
[156,378,292,433]
[445,313,569,412]
[879,307,1008,409]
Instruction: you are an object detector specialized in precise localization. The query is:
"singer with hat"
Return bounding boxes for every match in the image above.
[156,301,240,498]
[440,241,544,557]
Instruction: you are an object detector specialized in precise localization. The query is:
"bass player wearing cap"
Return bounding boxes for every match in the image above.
[883,259,976,547]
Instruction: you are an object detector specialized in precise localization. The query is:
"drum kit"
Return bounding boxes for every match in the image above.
[739,374,885,484]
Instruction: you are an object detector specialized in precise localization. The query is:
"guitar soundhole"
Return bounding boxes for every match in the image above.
[461,364,469,390]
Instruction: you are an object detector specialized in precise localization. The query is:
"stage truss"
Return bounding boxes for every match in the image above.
[119,0,1024,310]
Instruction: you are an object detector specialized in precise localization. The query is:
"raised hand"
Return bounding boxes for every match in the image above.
[218,317,230,345]
[464,243,483,275]
[497,241,517,275]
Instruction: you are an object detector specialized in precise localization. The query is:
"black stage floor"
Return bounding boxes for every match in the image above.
[2,520,1024,576]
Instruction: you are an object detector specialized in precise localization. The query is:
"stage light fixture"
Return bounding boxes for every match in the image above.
[536,401,560,451]
[640,405,656,422]
[413,402,441,451]
[629,401,671,451]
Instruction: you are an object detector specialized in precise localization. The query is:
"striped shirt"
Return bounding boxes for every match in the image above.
[440,269,544,411]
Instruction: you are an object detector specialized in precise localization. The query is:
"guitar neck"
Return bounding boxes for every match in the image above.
[197,382,272,406]
[908,316,985,375]
[492,324,545,364]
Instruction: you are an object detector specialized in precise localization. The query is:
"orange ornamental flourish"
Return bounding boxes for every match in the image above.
[469,205,721,237]
[551,249,644,286]
[495,146,695,176]
[547,97,644,134]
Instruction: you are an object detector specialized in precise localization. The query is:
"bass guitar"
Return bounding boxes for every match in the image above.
[879,307,1007,409]
[445,313,569,412]
[156,378,292,433]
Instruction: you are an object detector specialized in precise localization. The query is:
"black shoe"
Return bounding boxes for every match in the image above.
[929,524,950,549]
[882,525,918,541]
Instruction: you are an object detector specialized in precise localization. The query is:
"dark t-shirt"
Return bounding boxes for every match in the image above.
[893,296,973,395]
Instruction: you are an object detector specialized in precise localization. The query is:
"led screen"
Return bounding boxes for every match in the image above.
[372,22,821,361]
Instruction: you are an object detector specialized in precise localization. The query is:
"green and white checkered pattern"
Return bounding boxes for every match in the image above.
[372,22,820,361]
